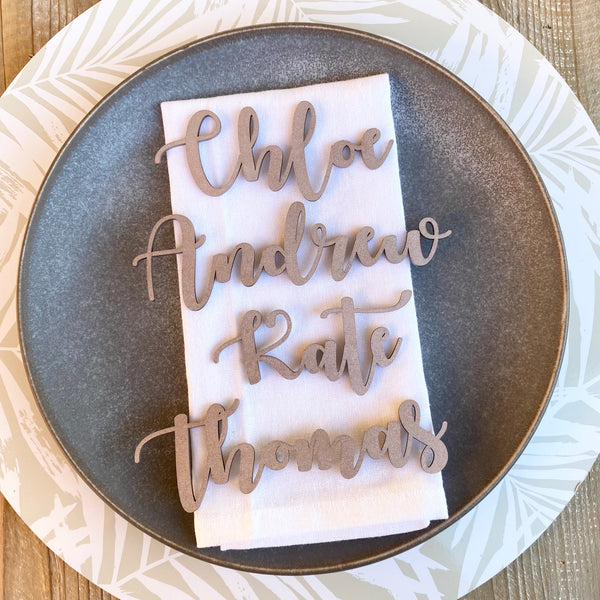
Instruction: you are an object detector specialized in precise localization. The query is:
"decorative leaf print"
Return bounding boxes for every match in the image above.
[350,550,449,600]
[0,1,599,599]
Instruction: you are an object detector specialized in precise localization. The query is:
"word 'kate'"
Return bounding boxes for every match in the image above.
[214,292,411,396]
[134,398,448,513]
[154,101,393,201]
[133,201,451,312]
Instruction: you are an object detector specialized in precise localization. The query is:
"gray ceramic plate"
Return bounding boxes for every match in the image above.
[18,24,567,575]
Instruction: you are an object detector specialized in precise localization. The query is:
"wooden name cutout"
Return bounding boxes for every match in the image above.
[213,292,411,396]
[132,201,451,312]
[154,101,394,201]
[134,398,448,513]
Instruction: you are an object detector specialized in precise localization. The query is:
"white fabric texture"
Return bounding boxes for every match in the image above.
[159,74,447,550]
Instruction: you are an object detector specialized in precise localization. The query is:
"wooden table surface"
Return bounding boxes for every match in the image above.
[1,1,599,598]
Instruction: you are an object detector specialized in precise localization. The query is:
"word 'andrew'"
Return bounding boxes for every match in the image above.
[154,101,394,201]
[134,398,448,513]
[133,201,451,312]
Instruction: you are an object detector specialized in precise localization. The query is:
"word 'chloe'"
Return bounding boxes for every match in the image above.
[134,398,448,513]
[154,101,394,201]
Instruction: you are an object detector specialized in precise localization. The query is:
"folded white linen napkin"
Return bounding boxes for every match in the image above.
[159,74,448,550]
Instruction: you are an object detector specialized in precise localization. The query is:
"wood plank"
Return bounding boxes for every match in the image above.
[31,0,53,55]
[1,0,34,89]
[32,0,99,54]
[0,498,5,598]
[0,3,5,94]
[570,0,600,126]
[49,550,67,599]
[2,501,52,600]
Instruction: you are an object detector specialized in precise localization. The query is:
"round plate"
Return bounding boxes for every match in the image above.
[18,24,566,574]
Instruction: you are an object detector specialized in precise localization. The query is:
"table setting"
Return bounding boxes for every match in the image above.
[0,1,599,598]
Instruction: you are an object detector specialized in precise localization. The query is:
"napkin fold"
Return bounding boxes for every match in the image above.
[159,74,448,550]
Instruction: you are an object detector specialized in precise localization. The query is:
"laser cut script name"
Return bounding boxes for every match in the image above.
[134,398,448,513]
[213,292,411,396]
[133,201,451,312]
[154,101,393,201]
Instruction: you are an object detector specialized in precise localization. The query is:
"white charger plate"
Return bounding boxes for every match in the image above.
[1,1,600,598]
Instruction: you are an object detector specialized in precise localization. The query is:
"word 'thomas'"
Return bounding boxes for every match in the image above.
[134,398,448,513]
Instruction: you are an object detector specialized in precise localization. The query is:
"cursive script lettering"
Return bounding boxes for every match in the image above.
[213,292,411,395]
[132,202,451,311]
[134,398,448,513]
[155,102,394,201]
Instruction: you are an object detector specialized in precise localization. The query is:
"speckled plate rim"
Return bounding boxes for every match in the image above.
[0,1,599,599]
